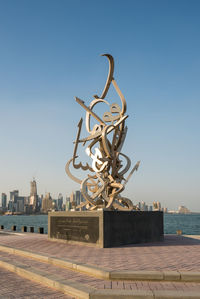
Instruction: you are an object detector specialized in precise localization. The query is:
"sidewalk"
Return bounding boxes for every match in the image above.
[0,232,200,298]
[1,232,200,271]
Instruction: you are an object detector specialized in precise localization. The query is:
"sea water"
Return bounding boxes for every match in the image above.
[0,215,48,234]
[0,213,200,235]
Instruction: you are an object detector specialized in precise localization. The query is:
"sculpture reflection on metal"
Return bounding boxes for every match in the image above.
[66,54,140,211]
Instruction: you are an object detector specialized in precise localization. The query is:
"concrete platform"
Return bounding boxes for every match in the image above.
[0,231,200,298]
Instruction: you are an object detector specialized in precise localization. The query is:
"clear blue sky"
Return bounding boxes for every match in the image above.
[0,0,200,211]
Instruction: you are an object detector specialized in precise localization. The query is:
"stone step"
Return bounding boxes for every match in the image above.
[0,257,200,299]
[0,258,92,299]
[1,250,200,298]
[0,266,72,299]
[1,232,200,275]
[0,244,200,282]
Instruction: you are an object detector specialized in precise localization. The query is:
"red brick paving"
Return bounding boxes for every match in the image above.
[0,232,200,271]
[0,267,73,298]
[1,250,200,293]
[0,232,200,294]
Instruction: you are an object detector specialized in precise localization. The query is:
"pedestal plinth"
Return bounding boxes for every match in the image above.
[48,210,163,248]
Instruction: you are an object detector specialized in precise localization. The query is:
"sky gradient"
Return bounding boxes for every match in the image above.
[0,0,200,211]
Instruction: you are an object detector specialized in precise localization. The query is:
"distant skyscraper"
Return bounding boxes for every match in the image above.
[65,196,71,211]
[80,191,86,210]
[178,206,190,214]
[52,199,58,211]
[29,179,39,212]
[7,190,25,213]
[30,179,37,196]
[37,194,43,211]
[75,190,81,206]
[153,201,157,210]
[70,192,74,203]
[57,193,63,210]
[70,191,77,209]
[10,190,19,202]
[141,201,146,211]
[8,190,19,212]
[157,201,161,211]
[42,192,53,213]
[1,193,7,211]
[15,197,25,213]
[153,201,161,211]
[80,192,85,203]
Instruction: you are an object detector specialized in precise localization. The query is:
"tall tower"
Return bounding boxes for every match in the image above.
[75,190,81,206]
[30,179,37,196]
[29,179,39,212]
[57,193,63,211]
[10,190,19,201]
[42,192,53,213]
[1,193,7,211]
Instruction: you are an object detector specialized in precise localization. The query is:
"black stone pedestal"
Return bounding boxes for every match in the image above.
[48,210,163,248]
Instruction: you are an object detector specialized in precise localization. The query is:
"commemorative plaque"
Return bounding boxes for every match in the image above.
[50,215,99,243]
[48,211,104,246]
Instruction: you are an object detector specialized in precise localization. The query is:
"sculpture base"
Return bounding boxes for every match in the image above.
[48,210,163,248]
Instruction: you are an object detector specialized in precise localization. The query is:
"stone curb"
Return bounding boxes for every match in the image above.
[1,244,200,282]
[0,259,200,299]
[0,244,110,279]
[110,270,164,280]
[0,259,92,299]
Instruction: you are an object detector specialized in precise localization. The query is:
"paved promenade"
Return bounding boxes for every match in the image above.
[1,232,200,271]
[0,231,200,298]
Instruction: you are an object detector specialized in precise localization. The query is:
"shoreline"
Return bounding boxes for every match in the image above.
[1,212,200,216]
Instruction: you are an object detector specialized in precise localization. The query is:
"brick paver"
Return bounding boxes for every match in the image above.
[0,232,200,294]
[0,267,73,298]
[1,250,200,293]
[0,232,200,271]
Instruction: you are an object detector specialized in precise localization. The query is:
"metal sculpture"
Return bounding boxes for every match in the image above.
[66,54,140,210]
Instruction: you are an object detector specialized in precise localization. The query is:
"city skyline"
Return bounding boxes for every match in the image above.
[0,178,195,213]
[0,1,200,211]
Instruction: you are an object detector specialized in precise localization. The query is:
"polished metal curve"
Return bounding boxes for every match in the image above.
[66,54,140,210]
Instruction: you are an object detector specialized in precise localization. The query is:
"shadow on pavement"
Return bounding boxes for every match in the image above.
[115,235,200,248]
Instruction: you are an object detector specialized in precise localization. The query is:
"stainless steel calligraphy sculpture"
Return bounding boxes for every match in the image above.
[66,54,140,211]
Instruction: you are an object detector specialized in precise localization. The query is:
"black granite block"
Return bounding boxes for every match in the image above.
[48,210,163,248]
[103,211,163,247]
